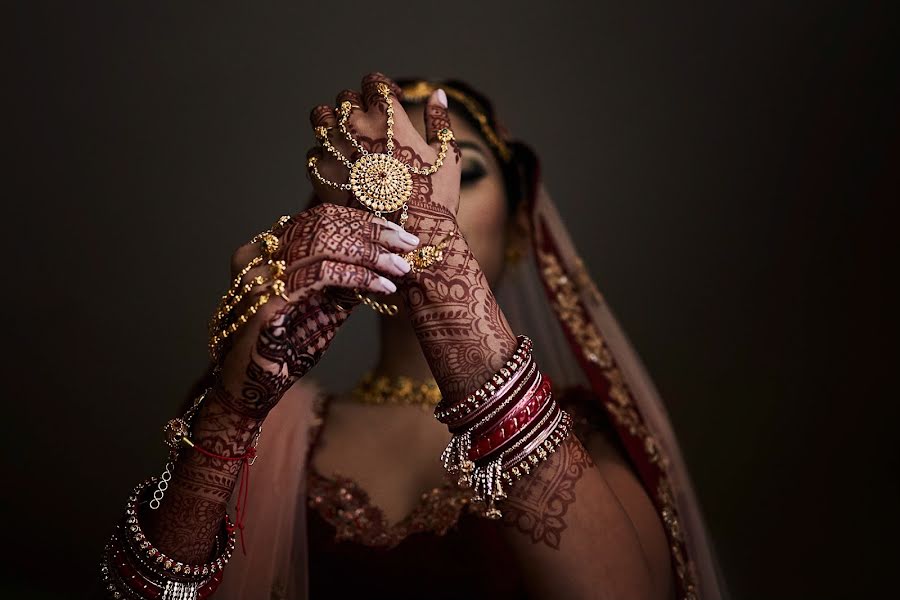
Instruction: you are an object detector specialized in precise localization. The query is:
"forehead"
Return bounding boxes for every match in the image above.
[403,104,485,148]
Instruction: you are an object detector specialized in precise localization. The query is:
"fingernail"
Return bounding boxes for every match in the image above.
[436,88,448,108]
[378,276,397,293]
[399,230,420,246]
[391,253,411,274]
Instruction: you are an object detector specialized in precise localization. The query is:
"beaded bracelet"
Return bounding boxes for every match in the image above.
[501,410,573,484]
[437,334,574,519]
[124,478,237,580]
[98,477,236,600]
[101,534,224,600]
[434,335,533,425]
[440,361,537,484]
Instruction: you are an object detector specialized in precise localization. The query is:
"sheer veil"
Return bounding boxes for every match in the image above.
[215,80,727,600]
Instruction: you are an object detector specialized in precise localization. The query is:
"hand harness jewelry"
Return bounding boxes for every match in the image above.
[208,216,291,362]
[307,82,455,230]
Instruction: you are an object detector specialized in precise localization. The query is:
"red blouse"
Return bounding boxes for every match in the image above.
[304,388,610,599]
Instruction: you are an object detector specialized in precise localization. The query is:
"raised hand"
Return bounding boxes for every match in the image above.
[148,202,419,563]
[307,72,463,221]
[214,202,419,418]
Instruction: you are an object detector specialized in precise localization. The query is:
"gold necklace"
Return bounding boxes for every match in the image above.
[351,371,442,408]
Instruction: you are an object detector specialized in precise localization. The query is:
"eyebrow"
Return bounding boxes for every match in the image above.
[457,140,488,158]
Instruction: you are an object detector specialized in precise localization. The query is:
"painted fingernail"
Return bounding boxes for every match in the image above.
[391,253,411,274]
[399,230,420,246]
[436,88,448,108]
[378,276,397,293]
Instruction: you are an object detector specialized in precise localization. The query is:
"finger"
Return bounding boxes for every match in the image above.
[277,203,375,248]
[309,104,337,129]
[228,214,296,278]
[284,234,411,278]
[276,204,419,258]
[335,89,363,111]
[230,242,262,279]
[220,269,289,335]
[424,88,451,146]
[369,220,421,253]
[278,219,413,277]
[361,72,402,112]
[286,260,397,296]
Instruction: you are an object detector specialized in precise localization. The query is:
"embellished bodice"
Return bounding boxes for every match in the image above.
[306,467,476,548]
[303,394,529,599]
[304,394,479,547]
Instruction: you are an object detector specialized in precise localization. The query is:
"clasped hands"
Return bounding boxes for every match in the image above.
[209,72,464,419]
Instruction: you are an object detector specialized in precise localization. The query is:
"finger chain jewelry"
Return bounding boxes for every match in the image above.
[208,219,291,362]
[332,229,457,316]
[307,82,455,230]
[401,230,457,274]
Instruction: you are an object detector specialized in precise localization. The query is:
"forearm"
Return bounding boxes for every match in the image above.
[400,202,665,598]
[145,387,262,564]
[499,432,674,600]
[400,200,517,402]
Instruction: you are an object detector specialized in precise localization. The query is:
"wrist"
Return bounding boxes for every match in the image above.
[403,198,459,244]
[186,389,264,462]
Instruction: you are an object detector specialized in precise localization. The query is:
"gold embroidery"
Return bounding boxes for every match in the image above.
[305,395,476,548]
[535,240,698,600]
[307,470,475,548]
[659,479,699,600]
[572,256,605,306]
[537,248,609,366]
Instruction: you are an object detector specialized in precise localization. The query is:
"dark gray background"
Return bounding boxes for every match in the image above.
[5,2,898,598]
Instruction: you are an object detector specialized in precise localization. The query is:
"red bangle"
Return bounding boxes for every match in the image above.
[469,375,552,461]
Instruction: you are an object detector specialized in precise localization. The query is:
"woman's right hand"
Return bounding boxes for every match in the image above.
[212,202,420,421]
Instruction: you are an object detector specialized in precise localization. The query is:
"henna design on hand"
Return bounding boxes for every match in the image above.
[425,102,462,164]
[148,205,390,563]
[278,205,380,272]
[399,198,517,404]
[306,72,462,217]
[148,394,262,562]
[500,436,594,550]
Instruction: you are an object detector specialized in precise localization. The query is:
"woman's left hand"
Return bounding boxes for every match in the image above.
[306,72,462,219]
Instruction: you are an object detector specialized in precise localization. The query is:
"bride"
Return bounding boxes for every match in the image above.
[99,73,726,600]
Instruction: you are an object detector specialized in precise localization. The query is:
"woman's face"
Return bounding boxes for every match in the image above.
[404,104,512,286]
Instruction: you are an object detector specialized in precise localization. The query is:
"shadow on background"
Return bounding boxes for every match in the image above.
[5,2,898,598]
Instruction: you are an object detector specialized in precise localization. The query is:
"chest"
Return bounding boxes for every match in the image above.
[308,401,455,524]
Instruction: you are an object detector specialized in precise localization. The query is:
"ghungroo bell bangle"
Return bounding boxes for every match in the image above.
[100,478,235,599]
[437,334,573,519]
